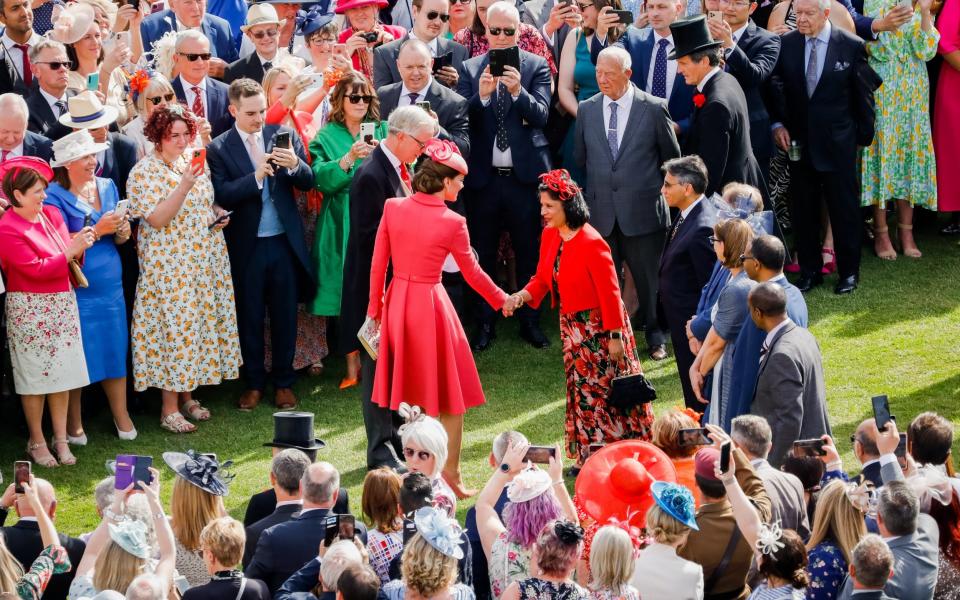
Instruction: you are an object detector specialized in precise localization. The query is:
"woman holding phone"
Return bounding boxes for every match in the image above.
[45,130,137,444]
[335,0,406,82]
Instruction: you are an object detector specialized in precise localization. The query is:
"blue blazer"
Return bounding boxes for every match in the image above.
[690,261,731,341]
[22,131,53,163]
[590,27,696,136]
[657,200,717,332]
[140,10,239,62]
[456,49,552,187]
[172,76,234,139]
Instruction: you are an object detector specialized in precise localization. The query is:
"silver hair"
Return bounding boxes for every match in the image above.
[272,448,311,495]
[301,462,340,505]
[401,416,448,479]
[730,415,773,459]
[0,93,28,123]
[175,29,209,52]
[387,105,439,138]
[492,431,529,463]
[125,574,165,600]
[796,0,830,11]
[398,38,432,61]
[319,540,363,590]
[597,46,632,71]
[94,477,115,513]
[486,1,520,25]
[28,38,67,63]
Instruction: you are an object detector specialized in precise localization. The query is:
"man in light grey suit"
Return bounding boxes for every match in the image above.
[748,282,831,467]
[847,534,897,600]
[573,46,680,360]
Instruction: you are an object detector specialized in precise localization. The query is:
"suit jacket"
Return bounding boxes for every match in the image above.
[224,51,273,85]
[242,502,301,568]
[242,487,351,527]
[140,10,239,63]
[769,26,880,172]
[373,35,469,89]
[753,459,809,540]
[856,461,884,488]
[245,508,368,593]
[25,87,74,141]
[377,79,471,157]
[21,130,53,162]
[101,132,138,200]
[173,76,234,138]
[751,321,831,468]
[0,42,30,96]
[657,199,717,331]
[723,21,780,160]
[573,85,680,237]
[275,557,324,600]
[0,517,86,600]
[456,49,552,187]
[206,125,316,300]
[683,69,764,197]
[590,28,697,136]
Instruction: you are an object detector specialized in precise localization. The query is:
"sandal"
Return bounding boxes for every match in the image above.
[820,248,836,275]
[897,223,922,258]
[160,411,197,433]
[873,226,897,260]
[181,399,211,421]
[51,438,76,466]
[26,441,58,468]
[307,362,325,377]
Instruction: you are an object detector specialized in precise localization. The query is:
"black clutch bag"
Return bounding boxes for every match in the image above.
[607,370,657,413]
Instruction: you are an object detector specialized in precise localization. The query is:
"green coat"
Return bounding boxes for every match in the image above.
[308,120,388,316]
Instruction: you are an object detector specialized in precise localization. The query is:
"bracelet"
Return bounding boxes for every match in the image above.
[103,507,127,522]
[552,480,564,486]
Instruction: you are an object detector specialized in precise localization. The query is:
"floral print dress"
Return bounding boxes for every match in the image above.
[805,539,847,600]
[17,545,71,600]
[489,531,532,599]
[860,3,940,208]
[516,578,589,599]
[127,153,242,392]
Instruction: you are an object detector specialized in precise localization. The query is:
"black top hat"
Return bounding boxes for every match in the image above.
[264,411,326,452]
[668,16,722,60]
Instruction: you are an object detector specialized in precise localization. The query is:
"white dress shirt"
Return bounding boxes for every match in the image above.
[1,141,25,160]
[38,87,69,116]
[180,76,208,117]
[697,66,722,92]
[1,31,42,81]
[646,32,678,101]
[409,32,440,57]
[379,140,404,181]
[400,78,433,105]
[762,317,793,351]
[602,85,633,150]
[680,195,704,221]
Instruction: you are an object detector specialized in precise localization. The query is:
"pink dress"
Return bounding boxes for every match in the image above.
[367,193,507,416]
[935,0,960,211]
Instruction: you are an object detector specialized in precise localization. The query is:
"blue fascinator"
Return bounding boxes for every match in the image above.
[108,519,152,559]
[650,481,699,531]
[413,506,464,559]
[707,192,775,236]
[296,0,334,37]
[162,451,235,497]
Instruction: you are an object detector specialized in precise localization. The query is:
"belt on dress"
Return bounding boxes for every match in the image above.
[392,272,441,284]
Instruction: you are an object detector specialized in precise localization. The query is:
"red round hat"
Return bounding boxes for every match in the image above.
[335,0,389,14]
[575,440,678,530]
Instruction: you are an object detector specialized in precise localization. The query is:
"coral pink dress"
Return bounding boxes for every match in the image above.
[935,0,960,212]
[367,193,507,416]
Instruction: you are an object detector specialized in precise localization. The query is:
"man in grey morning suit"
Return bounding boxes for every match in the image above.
[573,46,681,360]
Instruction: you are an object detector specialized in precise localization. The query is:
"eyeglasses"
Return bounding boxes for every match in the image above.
[146,93,176,105]
[36,60,74,70]
[251,28,280,39]
[178,52,212,61]
[450,0,472,4]
[310,37,336,46]
[708,235,720,244]
[403,447,432,461]
[426,10,451,21]
[487,26,517,35]
[719,0,752,6]
[739,254,756,262]
[662,180,682,188]
[408,134,433,150]
[347,94,374,104]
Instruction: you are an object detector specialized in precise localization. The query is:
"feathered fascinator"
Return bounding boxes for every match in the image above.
[162,450,235,496]
[414,506,464,559]
[651,481,699,530]
[507,466,553,503]
[844,480,877,514]
[708,192,775,235]
[539,169,581,201]
[554,520,585,544]
[128,69,155,105]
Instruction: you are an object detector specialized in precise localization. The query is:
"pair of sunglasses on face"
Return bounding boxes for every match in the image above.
[487,26,517,35]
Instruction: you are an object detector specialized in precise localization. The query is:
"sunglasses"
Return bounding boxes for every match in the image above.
[403,447,432,461]
[708,235,720,244]
[251,28,280,39]
[488,26,517,35]
[36,60,73,70]
[426,10,451,20]
[146,93,176,105]
[178,52,212,61]
[450,0,472,4]
[347,94,374,104]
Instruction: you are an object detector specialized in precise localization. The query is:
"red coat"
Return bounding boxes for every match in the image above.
[523,224,625,331]
[367,193,507,416]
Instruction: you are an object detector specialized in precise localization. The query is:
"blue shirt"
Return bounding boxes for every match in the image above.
[803,21,832,88]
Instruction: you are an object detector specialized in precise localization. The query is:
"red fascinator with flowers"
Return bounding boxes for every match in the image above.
[423,139,467,176]
[539,169,581,201]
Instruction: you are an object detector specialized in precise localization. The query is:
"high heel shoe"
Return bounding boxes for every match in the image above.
[340,352,361,389]
[820,248,836,275]
[26,441,58,468]
[51,438,77,466]
[115,420,138,441]
[66,432,88,446]
[441,470,478,499]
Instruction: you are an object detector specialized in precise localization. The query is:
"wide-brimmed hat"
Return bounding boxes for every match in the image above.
[50,2,96,45]
[335,0,389,15]
[108,520,152,559]
[50,130,110,168]
[162,450,234,496]
[59,91,120,130]
[263,411,326,452]
[242,3,287,32]
[575,440,678,530]
[668,16,722,60]
[507,467,552,504]
[651,481,699,530]
[296,0,335,37]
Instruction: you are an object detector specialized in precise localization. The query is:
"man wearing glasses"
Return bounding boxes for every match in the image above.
[373,0,469,88]
[225,4,294,84]
[172,30,234,138]
[456,1,552,352]
[24,39,74,141]
[140,0,238,77]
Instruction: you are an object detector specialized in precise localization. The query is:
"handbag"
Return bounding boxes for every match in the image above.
[38,211,88,289]
[607,360,656,413]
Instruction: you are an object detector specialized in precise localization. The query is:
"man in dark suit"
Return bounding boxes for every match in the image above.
[657,155,718,410]
[455,1,552,352]
[245,462,368,594]
[377,39,470,156]
[172,31,235,138]
[0,479,86,600]
[672,15,765,198]
[0,92,52,161]
[591,0,697,137]
[242,448,311,568]
[707,4,780,182]
[24,40,74,141]
[848,535,897,600]
[574,46,680,361]
[0,0,40,96]
[769,0,880,295]
[851,418,884,488]
[224,4,285,84]
[340,106,437,471]
[748,282,831,467]
[207,78,315,411]
[140,0,238,78]
[373,0,469,89]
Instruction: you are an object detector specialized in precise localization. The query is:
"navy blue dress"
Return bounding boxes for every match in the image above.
[45,179,128,383]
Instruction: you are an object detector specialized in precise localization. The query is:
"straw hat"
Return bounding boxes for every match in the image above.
[50,2,96,45]
[241,4,287,32]
[58,91,120,130]
[50,130,110,168]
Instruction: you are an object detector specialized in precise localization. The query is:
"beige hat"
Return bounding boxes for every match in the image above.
[50,3,96,45]
[241,4,286,32]
[51,130,111,168]
[59,91,120,130]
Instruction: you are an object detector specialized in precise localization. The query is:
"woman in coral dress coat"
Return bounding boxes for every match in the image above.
[367,139,508,497]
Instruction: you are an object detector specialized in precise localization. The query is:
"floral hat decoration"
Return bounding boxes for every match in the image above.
[162,450,235,497]
[397,402,427,436]
[296,0,335,37]
[108,519,152,559]
[539,169,581,201]
[423,139,467,176]
[413,506,464,559]
[507,466,553,503]
[650,481,699,530]
[128,69,156,105]
[755,520,785,556]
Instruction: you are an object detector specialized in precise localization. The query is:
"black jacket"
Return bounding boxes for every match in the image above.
[372,35,469,89]
[657,199,718,331]
[173,76,235,139]
[242,487,351,527]
[377,79,471,158]
[723,21,780,160]
[101,132,139,199]
[242,503,301,568]
[0,510,86,600]
[0,42,30,96]
[224,52,272,85]
[25,87,75,141]
[22,130,54,162]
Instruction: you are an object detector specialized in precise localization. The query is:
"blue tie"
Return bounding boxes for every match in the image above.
[607,101,619,160]
[651,38,669,99]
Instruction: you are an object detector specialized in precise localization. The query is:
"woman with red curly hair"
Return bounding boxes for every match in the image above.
[505,169,653,473]
[125,105,242,434]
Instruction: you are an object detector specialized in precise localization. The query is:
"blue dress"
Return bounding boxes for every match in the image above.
[561,32,600,184]
[706,270,754,427]
[44,180,128,384]
[805,540,847,600]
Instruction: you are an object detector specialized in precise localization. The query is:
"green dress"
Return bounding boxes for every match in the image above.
[308,120,389,316]
[860,5,939,208]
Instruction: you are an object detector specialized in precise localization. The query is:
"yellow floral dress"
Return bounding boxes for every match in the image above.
[860,4,940,208]
[127,153,242,392]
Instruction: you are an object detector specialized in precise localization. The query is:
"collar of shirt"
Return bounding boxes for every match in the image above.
[182,75,207,93]
[176,17,202,31]
[882,534,902,544]
[409,31,439,55]
[697,66,722,92]
[680,195,704,220]
[851,591,886,596]
[257,51,279,66]
[400,78,432,101]
[236,125,262,147]
[807,19,831,44]
[298,506,329,516]
[763,317,792,349]
[1,30,42,50]
[861,457,880,469]
[731,22,749,45]
[770,273,787,284]
[603,83,632,106]
[39,87,67,110]
[379,140,402,172]
[653,31,674,47]
[3,142,24,157]
[275,499,303,508]
[750,457,767,469]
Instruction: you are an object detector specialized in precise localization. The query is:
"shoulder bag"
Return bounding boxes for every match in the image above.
[38,211,88,289]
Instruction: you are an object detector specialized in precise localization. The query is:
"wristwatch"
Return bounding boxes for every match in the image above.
[500,463,511,473]
[609,331,622,340]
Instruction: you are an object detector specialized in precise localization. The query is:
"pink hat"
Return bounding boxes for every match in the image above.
[423,139,467,175]
[335,0,389,14]
[694,447,720,481]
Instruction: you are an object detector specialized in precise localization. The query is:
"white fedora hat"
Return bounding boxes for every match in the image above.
[50,3,96,45]
[241,3,286,32]
[58,91,120,130]
[51,130,111,168]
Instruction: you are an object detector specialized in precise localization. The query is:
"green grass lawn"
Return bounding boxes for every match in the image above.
[0,230,958,537]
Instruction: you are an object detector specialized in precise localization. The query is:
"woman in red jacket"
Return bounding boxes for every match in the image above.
[505,169,653,473]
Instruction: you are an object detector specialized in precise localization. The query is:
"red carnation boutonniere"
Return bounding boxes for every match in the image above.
[693,93,706,108]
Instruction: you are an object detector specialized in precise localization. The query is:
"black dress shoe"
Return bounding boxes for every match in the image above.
[834,274,859,295]
[471,323,495,352]
[649,345,668,361]
[795,273,823,293]
[519,322,550,349]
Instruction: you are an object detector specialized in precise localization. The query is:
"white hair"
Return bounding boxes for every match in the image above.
[598,46,632,71]
[796,0,830,11]
[175,29,209,52]
[388,105,439,138]
[125,574,164,600]
[486,1,520,25]
[320,540,363,591]
[0,93,29,123]
[401,416,449,479]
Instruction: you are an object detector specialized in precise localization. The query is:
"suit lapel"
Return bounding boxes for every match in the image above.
[225,127,256,173]
[617,88,649,160]
[811,28,840,99]
[758,321,795,374]
[374,146,402,195]
[639,34,654,91]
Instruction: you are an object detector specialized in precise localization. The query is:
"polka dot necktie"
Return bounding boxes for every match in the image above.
[651,38,669,99]
[495,83,509,152]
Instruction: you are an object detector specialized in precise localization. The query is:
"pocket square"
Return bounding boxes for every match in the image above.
[834,61,850,71]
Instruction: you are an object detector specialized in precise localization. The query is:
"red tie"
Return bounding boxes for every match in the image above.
[399,163,411,191]
[13,44,31,87]
[1,150,9,162]
[192,86,205,119]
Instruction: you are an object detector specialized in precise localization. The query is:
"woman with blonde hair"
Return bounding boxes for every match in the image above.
[361,468,404,584]
[632,482,703,599]
[803,479,869,600]
[382,506,472,599]
[651,408,704,507]
[588,526,639,600]
[122,70,178,159]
